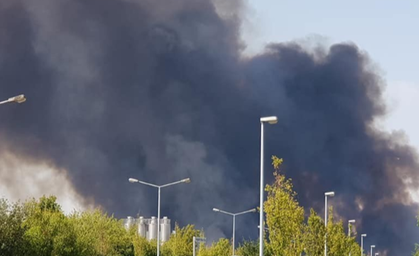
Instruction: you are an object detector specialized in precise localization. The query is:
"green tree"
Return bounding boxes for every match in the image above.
[162,224,202,256]
[0,199,29,256]
[414,245,419,256]
[326,208,348,256]
[414,215,419,256]
[347,236,360,256]
[236,240,258,256]
[131,235,156,256]
[23,196,79,256]
[70,209,134,256]
[304,209,326,256]
[264,156,305,256]
[199,238,231,256]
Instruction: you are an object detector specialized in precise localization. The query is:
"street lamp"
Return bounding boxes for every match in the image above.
[375,253,379,256]
[213,207,257,256]
[324,191,335,256]
[370,245,375,256]
[361,234,367,256]
[0,94,26,105]
[129,177,191,256]
[348,220,356,236]
[259,116,277,256]
[348,220,356,256]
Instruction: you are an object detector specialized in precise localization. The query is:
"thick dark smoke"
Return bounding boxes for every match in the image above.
[0,0,418,254]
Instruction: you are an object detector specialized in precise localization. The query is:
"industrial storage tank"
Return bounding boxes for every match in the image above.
[160,217,171,242]
[138,216,146,237]
[124,216,135,230]
[148,216,157,240]
[121,215,172,241]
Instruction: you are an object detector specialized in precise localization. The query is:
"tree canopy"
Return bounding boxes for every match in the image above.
[1,157,415,255]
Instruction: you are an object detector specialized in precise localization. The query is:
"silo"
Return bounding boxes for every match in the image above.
[124,216,134,230]
[160,217,171,242]
[148,216,157,240]
[138,216,146,237]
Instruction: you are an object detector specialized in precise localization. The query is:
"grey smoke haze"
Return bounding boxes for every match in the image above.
[0,0,418,254]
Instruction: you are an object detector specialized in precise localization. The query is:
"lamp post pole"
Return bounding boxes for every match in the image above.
[259,116,277,256]
[193,237,196,256]
[324,191,335,256]
[370,245,375,256]
[157,187,161,254]
[233,214,235,254]
[361,234,367,256]
[213,207,257,256]
[348,220,356,256]
[129,177,191,256]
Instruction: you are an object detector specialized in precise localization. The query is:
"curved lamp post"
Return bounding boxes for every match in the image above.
[213,207,257,256]
[129,177,191,256]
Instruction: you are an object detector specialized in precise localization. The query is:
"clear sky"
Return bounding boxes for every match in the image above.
[244,0,419,150]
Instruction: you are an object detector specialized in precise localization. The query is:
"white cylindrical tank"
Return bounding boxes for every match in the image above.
[124,216,134,230]
[160,217,171,242]
[148,216,157,240]
[138,216,146,237]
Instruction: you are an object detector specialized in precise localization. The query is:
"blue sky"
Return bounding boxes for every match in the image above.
[243,0,419,150]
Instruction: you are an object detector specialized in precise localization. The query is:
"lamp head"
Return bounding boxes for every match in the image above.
[8,94,26,103]
[182,178,191,183]
[250,208,257,212]
[260,116,278,124]
[348,219,356,224]
[129,178,139,183]
[325,191,335,197]
[371,245,375,248]
[361,234,367,237]
[375,253,379,256]
[213,208,220,212]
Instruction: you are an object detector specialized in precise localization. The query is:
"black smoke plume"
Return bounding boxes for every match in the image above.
[0,0,418,254]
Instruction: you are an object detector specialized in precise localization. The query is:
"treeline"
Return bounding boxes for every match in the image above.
[1,157,418,256]
[1,196,229,256]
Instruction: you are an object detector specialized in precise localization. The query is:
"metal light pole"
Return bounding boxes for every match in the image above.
[0,94,26,105]
[213,207,257,256]
[259,116,277,256]
[129,177,191,256]
[348,220,356,256]
[370,245,375,256]
[324,191,335,256]
[361,234,367,256]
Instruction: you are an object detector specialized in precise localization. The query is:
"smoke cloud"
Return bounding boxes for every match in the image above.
[0,152,89,214]
[0,0,418,254]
